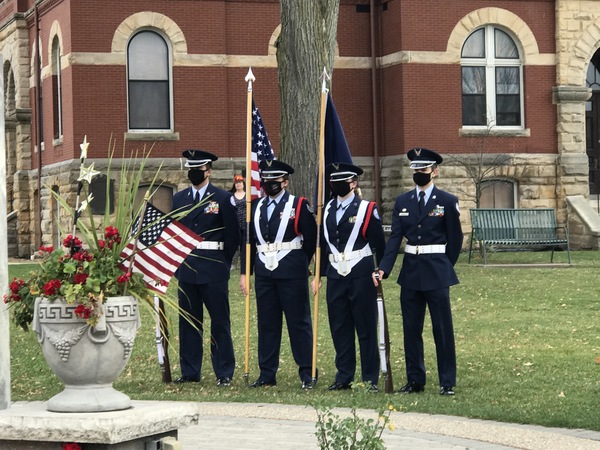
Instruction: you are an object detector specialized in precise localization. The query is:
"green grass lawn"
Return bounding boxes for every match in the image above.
[7,249,600,430]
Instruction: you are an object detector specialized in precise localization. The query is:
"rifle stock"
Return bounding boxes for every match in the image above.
[375,276,393,393]
[154,296,172,383]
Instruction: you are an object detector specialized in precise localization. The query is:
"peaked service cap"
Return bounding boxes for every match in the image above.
[259,159,294,179]
[327,162,364,182]
[407,147,443,169]
[182,149,218,168]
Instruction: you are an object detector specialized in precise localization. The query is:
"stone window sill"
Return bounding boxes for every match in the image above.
[124,131,180,141]
[459,128,530,138]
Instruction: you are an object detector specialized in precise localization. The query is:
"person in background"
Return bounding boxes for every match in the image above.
[240,159,318,390]
[229,174,246,269]
[312,163,385,392]
[373,148,463,396]
[172,149,239,387]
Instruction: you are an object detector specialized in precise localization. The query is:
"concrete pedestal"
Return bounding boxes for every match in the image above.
[0,400,199,449]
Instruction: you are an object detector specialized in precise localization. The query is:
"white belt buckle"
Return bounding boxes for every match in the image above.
[415,245,420,255]
[337,253,351,276]
[264,251,279,271]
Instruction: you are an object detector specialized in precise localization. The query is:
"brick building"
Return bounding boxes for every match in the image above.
[1,0,600,257]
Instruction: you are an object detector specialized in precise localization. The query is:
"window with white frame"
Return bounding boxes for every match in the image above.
[127,30,171,130]
[461,26,523,128]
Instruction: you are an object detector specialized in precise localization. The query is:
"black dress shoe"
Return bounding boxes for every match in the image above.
[249,379,277,388]
[172,376,200,384]
[328,381,352,391]
[302,378,317,390]
[217,377,232,387]
[368,384,379,393]
[440,386,455,396]
[397,381,425,393]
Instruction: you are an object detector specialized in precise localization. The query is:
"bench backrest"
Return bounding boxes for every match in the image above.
[470,208,559,241]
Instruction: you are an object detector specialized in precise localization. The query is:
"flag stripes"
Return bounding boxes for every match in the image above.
[120,203,203,293]
[250,99,275,200]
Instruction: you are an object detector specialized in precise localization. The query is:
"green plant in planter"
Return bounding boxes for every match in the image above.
[314,383,396,450]
[4,137,190,331]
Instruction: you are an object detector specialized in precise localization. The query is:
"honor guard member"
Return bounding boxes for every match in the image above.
[373,148,463,396]
[240,159,318,389]
[312,163,385,392]
[172,149,240,386]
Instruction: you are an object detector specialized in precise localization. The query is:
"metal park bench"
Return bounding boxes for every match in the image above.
[468,208,571,265]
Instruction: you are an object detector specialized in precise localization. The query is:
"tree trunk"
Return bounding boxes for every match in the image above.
[276,0,340,202]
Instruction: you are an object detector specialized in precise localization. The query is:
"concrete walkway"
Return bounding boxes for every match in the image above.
[178,402,600,450]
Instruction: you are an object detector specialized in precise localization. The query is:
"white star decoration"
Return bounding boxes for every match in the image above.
[78,162,101,184]
[78,194,94,213]
[79,135,90,160]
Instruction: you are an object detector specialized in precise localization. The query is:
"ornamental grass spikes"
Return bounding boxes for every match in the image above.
[4,136,175,331]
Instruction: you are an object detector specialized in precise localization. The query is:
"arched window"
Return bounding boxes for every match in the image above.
[479,179,516,208]
[461,26,523,128]
[51,36,63,141]
[127,30,171,130]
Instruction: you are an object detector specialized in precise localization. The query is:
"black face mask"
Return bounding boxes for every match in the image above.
[413,172,432,187]
[263,180,283,197]
[188,169,207,186]
[330,181,353,198]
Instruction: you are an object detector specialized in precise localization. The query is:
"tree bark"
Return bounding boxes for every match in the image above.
[277,0,340,202]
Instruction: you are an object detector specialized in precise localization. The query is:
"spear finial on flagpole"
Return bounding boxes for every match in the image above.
[245,67,255,91]
[321,67,330,93]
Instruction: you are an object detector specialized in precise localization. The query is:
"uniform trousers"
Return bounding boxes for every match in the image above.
[326,275,379,386]
[400,287,456,387]
[178,279,235,381]
[255,276,313,383]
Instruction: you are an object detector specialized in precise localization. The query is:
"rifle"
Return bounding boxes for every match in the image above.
[154,295,172,383]
[373,255,393,393]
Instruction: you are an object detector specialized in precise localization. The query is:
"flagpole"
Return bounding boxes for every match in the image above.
[124,191,172,382]
[311,68,329,383]
[243,67,255,385]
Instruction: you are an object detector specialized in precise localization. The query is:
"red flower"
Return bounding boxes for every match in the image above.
[117,273,131,284]
[104,226,119,238]
[73,273,88,285]
[98,240,106,249]
[62,443,82,450]
[39,245,54,253]
[74,304,91,319]
[72,250,93,262]
[43,279,61,296]
[9,278,25,294]
[3,294,8,304]
[62,235,82,249]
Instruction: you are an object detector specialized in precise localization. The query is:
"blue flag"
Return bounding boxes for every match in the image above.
[324,94,353,167]
[317,94,354,203]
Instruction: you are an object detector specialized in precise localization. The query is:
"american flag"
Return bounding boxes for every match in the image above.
[250,99,275,199]
[120,203,203,293]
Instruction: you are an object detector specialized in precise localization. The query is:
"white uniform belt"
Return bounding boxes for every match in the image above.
[257,241,303,252]
[405,244,446,255]
[328,247,373,263]
[197,241,225,250]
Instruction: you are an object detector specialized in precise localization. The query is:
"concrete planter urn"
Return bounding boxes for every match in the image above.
[33,295,140,413]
